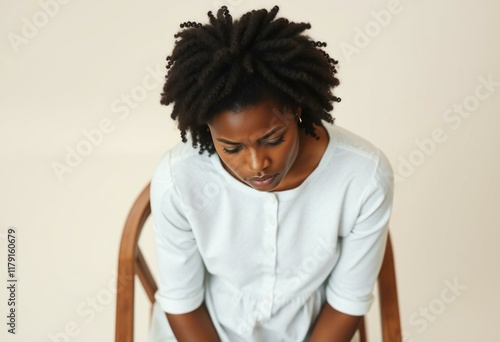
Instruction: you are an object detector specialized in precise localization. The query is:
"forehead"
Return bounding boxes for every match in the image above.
[208,98,294,140]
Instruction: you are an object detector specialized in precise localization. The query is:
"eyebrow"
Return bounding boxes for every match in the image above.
[216,125,286,145]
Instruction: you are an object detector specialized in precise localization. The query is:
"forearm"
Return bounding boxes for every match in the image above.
[309,302,362,342]
[166,302,220,342]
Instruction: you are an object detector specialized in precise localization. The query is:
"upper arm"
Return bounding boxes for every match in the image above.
[326,150,394,316]
[150,155,206,315]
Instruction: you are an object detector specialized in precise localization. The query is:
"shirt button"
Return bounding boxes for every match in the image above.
[266,246,275,254]
[269,196,276,204]
[268,217,276,226]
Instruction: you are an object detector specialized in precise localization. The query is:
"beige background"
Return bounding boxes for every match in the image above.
[1,0,499,341]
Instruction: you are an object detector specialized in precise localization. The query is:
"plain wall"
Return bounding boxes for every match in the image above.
[1,0,499,341]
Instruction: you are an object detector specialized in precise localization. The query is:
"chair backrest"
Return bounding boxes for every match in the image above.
[115,183,402,342]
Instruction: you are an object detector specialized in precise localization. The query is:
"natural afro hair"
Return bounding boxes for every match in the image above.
[160,5,341,156]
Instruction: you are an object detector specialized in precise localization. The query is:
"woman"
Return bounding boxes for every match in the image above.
[148,6,394,341]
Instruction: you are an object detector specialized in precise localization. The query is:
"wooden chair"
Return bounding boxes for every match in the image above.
[115,183,402,342]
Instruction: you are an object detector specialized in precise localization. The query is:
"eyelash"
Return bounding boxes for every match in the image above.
[222,135,286,154]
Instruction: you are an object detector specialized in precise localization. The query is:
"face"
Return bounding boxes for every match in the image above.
[207,97,302,192]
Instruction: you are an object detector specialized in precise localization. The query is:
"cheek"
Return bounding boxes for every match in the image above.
[283,132,300,164]
[215,148,245,174]
[268,139,297,170]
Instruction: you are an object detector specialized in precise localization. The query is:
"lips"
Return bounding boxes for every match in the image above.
[247,173,278,188]
[249,175,274,182]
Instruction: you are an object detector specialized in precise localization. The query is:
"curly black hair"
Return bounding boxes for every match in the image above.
[160,5,340,156]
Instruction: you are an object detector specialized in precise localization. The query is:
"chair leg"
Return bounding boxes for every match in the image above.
[378,234,402,342]
[115,264,135,342]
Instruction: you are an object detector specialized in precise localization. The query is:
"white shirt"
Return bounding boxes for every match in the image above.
[148,124,394,341]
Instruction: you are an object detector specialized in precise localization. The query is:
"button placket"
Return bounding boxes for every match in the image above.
[264,194,278,264]
[259,193,279,320]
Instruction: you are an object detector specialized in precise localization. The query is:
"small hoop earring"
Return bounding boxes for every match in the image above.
[295,105,303,124]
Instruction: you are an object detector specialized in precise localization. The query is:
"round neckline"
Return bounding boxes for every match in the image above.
[209,124,337,198]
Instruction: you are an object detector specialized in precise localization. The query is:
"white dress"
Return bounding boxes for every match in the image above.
[147,124,394,341]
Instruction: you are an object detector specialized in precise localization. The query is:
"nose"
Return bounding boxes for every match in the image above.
[247,147,270,173]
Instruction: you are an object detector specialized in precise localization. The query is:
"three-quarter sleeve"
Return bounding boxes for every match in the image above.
[325,149,394,316]
[150,153,206,314]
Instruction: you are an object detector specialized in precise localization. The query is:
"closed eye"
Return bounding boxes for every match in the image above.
[222,134,285,154]
[222,146,243,154]
[264,134,285,146]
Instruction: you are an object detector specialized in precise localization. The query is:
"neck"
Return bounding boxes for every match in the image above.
[274,124,329,191]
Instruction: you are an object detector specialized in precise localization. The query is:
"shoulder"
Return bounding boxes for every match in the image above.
[326,124,394,189]
[327,124,379,161]
[151,139,214,204]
